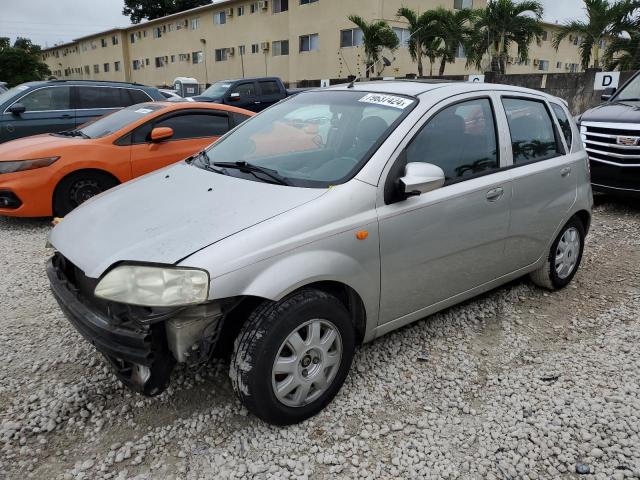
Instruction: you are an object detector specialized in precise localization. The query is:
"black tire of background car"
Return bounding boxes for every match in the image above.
[530,216,585,290]
[53,170,119,217]
[230,289,355,425]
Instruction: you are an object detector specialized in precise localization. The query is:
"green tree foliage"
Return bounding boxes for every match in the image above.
[347,15,399,77]
[553,0,639,69]
[0,37,50,87]
[123,0,213,24]
[429,7,476,76]
[604,17,640,69]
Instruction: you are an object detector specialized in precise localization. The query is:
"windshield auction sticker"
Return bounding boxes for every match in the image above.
[358,93,413,109]
[134,108,153,114]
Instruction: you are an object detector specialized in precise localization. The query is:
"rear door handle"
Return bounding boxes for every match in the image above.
[60,114,73,119]
[561,166,572,177]
[486,187,504,202]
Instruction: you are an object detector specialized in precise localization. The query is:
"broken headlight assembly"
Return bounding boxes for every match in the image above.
[94,264,210,307]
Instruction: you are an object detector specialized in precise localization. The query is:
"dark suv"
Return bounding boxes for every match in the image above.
[0,80,164,143]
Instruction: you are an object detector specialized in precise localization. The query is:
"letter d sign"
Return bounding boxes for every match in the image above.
[594,72,620,91]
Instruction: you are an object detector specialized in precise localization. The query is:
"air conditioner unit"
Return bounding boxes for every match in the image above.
[533,59,540,66]
[226,7,234,16]
[227,47,235,56]
[258,1,268,10]
[261,41,270,51]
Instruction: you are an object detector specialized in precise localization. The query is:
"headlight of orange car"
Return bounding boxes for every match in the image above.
[0,157,60,175]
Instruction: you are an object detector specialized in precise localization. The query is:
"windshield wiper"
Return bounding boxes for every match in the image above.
[213,161,290,186]
[57,129,90,139]
[187,150,227,175]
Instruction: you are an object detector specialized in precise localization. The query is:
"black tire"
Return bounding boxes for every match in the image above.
[53,171,118,216]
[230,289,355,425]
[530,216,585,290]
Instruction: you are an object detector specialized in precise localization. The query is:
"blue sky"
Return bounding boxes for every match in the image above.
[1,0,586,47]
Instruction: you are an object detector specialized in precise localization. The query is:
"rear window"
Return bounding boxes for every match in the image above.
[259,80,281,95]
[129,89,153,104]
[550,103,572,149]
[78,104,166,138]
[76,86,132,109]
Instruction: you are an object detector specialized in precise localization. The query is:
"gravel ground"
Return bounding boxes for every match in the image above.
[1,197,639,480]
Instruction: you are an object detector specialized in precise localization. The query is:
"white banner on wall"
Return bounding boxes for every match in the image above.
[594,72,620,91]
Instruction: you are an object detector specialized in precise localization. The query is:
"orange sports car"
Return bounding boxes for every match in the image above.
[0,101,253,217]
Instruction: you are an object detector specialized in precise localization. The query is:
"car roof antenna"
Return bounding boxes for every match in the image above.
[347,56,390,88]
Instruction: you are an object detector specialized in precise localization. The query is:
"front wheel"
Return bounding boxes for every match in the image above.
[53,171,118,216]
[530,216,585,290]
[230,289,355,425]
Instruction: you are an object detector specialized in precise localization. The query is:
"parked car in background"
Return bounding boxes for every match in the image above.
[0,102,253,216]
[159,88,182,100]
[0,80,165,143]
[189,77,297,112]
[577,70,640,198]
[47,82,591,425]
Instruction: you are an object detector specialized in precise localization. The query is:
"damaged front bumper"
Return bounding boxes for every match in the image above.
[47,254,224,396]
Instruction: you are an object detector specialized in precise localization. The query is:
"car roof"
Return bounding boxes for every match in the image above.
[326,80,562,102]
[20,80,156,89]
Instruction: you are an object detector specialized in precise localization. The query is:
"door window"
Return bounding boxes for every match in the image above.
[550,103,572,150]
[405,98,499,182]
[19,87,71,111]
[231,83,256,97]
[76,87,131,109]
[259,80,281,95]
[502,98,562,164]
[133,112,230,143]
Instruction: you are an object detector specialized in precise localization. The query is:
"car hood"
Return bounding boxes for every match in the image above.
[49,162,327,278]
[188,95,220,103]
[0,134,84,160]
[580,101,640,124]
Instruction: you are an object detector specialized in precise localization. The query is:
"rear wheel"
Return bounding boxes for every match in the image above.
[230,289,355,425]
[530,216,585,290]
[53,171,118,216]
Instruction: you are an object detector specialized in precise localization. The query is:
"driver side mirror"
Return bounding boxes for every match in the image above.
[399,162,445,197]
[150,127,174,142]
[229,92,241,101]
[8,103,26,115]
[601,87,617,101]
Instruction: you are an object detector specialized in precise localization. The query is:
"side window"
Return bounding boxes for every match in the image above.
[127,89,152,105]
[231,112,252,127]
[405,98,499,182]
[133,112,230,142]
[258,80,280,96]
[550,103,572,150]
[77,87,129,109]
[20,87,71,111]
[502,98,562,164]
[231,82,256,97]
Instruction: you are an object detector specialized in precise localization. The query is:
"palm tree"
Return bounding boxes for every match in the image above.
[347,15,399,77]
[429,7,476,76]
[424,37,446,76]
[603,19,640,69]
[467,0,545,74]
[397,7,427,77]
[553,0,640,70]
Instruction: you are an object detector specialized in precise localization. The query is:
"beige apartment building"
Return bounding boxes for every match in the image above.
[42,0,592,87]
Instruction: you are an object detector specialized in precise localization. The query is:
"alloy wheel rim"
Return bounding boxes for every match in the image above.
[555,227,581,280]
[70,179,101,206]
[272,319,342,408]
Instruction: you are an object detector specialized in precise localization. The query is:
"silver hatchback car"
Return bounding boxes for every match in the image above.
[47,81,592,425]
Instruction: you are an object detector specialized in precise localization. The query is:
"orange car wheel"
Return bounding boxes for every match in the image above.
[53,170,119,216]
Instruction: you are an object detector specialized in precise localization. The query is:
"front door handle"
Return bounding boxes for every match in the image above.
[561,166,572,177]
[60,114,73,119]
[486,187,504,202]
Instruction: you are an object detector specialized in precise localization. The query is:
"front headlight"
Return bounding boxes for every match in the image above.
[94,265,210,307]
[0,157,60,175]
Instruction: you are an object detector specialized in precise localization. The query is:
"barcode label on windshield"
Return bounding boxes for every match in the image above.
[358,93,413,109]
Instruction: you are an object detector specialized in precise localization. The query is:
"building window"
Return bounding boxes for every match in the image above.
[143,30,148,38]
[273,0,289,12]
[340,28,363,48]
[154,27,162,38]
[191,17,200,29]
[112,35,119,45]
[115,61,121,71]
[573,36,579,45]
[168,23,174,32]
[272,40,289,56]
[300,0,318,4]
[101,38,107,48]
[170,55,176,63]
[237,6,245,15]
[538,59,549,71]
[251,43,260,54]
[541,31,548,41]
[130,33,136,44]
[392,27,410,47]
[155,56,166,68]
[133,60,141,70]
[84,65,90,74]
[250,3,257,13]
[299,33,319,52]
[239,45,246,55]
[556,61,562,69]
[454,0,472,8]
[145,58,150,66]
[104,63,110,72]
[192,51,203,63]
[214,11,226,24]
[93,64,100,73]
[456,43,466,58]
[215,48,228,61]
[179,53,190,61]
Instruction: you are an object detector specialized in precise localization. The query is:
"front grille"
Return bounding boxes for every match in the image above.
[584,124,640,166]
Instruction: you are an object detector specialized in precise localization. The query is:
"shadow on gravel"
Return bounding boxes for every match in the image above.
[593,193,640,213]
[0,215,51,229]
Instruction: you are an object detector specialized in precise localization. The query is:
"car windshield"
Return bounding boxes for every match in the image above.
[194,90,415,187]
[78,103,166,138]
[201,81,233,98]
[615,75,640,101]
[0,85,30,105]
